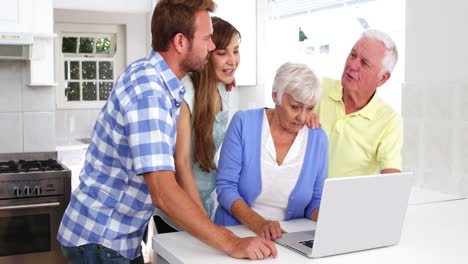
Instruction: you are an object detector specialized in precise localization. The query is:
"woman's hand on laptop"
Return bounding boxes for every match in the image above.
[254,220,287,240]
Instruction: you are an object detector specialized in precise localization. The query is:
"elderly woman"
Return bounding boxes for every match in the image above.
[214,62,328,240]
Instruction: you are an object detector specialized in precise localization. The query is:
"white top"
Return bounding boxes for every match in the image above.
[250,110,308,221]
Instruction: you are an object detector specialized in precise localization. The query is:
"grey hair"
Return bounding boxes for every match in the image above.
[272,62,322,106]
[361,29,398,77]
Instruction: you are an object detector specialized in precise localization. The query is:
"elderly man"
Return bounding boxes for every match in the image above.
[314,29,402,178]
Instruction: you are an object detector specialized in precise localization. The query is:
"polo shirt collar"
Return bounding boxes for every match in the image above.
[148,50,185,106]
[330,82,380,120]
[357,92,380,120]
[329,83,342,102]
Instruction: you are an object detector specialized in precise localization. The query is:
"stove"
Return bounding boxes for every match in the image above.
[0,159,65,174]
[0,151,71,264]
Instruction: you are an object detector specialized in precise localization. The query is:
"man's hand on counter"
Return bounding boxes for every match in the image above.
[227,236,277,260]
[145,171,277,260]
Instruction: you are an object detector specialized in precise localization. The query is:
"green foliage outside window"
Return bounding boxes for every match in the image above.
[83,82,97,101]
[82,61,97,80]
[62,37,77,53]
[79,38,94,53]
[62,34,116,103]
[99,62,113,80]
[65,82,80,101]
[96,38,111,54]
[99,82,113,101]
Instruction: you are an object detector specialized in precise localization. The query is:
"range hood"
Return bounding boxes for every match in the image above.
[0,32,33,60]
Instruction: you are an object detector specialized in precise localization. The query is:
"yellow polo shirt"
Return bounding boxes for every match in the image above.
[315,78,402,178]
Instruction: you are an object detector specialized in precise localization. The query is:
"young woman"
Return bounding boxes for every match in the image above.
[154,17,241,233]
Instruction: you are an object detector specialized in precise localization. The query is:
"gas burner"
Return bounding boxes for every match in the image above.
[0,161,18,174]
[18,159,65,172]
[0,159,65,174]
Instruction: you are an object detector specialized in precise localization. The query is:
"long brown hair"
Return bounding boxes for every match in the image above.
[191,17,240,172]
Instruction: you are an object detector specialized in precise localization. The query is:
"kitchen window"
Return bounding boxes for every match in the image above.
[55,24,125,109]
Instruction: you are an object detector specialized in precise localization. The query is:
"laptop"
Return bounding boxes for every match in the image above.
[275,172,413,258]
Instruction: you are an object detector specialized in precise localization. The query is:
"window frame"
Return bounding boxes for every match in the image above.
[55,23,125,109]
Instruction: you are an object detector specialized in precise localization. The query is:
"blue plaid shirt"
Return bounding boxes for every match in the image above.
[57,50,185,260]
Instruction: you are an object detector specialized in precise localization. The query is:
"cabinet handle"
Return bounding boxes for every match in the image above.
[0,202,60,211]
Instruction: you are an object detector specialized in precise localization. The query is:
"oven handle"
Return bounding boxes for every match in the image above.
[0,202,61,211]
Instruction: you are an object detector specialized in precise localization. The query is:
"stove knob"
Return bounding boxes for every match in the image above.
[34,186,42,195]
[24,186,32,196]
[13,187,22,197]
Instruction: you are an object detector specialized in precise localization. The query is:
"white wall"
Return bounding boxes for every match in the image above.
[404,0,468,197]
[0,0,56,153]
[231,0,269,113]
[215,0,257,86]
[54,8,150,144]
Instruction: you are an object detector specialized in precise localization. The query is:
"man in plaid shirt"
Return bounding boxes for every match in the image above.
[57,0,276,263]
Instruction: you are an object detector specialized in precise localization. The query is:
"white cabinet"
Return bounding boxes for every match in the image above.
[0,0,33,32]
[213,0,256,86]
[29,34,56,86]
[30,0,55,86]
[0,0,55,86]
[0,0,54,33]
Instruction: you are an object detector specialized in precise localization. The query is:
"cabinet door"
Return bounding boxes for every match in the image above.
[214,0,256,86]
[0,0,33,32]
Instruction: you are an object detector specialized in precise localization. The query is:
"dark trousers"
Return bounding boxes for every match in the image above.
[61,243,144,264]
[153,215,178,234]
[142,215,178,245]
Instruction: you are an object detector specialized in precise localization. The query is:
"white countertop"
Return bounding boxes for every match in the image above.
[56,138,89,191]
[153,199,468,264]
[56,138,90,151]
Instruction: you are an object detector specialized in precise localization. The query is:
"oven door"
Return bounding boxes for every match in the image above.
[0,196,66,264]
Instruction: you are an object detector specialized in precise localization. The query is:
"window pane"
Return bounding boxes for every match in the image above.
[79,37,94,53]
[62,37,77,53]
[83,82,97,101]
[99,61,113,80]
[320,44,330,54]
[64,61,69,80]
[82,61,96,80]
[96,38,111,54]
[304,46,315,55]
[99,82,113,101]
[65,82,80,101]
[70,61,80,80]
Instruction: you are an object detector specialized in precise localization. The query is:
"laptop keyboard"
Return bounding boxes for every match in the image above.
[299,239,314,248]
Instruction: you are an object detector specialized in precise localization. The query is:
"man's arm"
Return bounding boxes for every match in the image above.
[381,168,401,174]
[144,171,277,260]
[173,101,205,213]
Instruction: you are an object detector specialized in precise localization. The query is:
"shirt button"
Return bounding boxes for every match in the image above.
[288,211,292,214]
[175,102,180,107]
[290,196,294,200]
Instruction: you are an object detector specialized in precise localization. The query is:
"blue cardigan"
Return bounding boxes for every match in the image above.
[214,108,328,226]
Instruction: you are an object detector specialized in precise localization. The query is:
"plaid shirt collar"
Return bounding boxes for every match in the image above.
[148,50,185,107]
